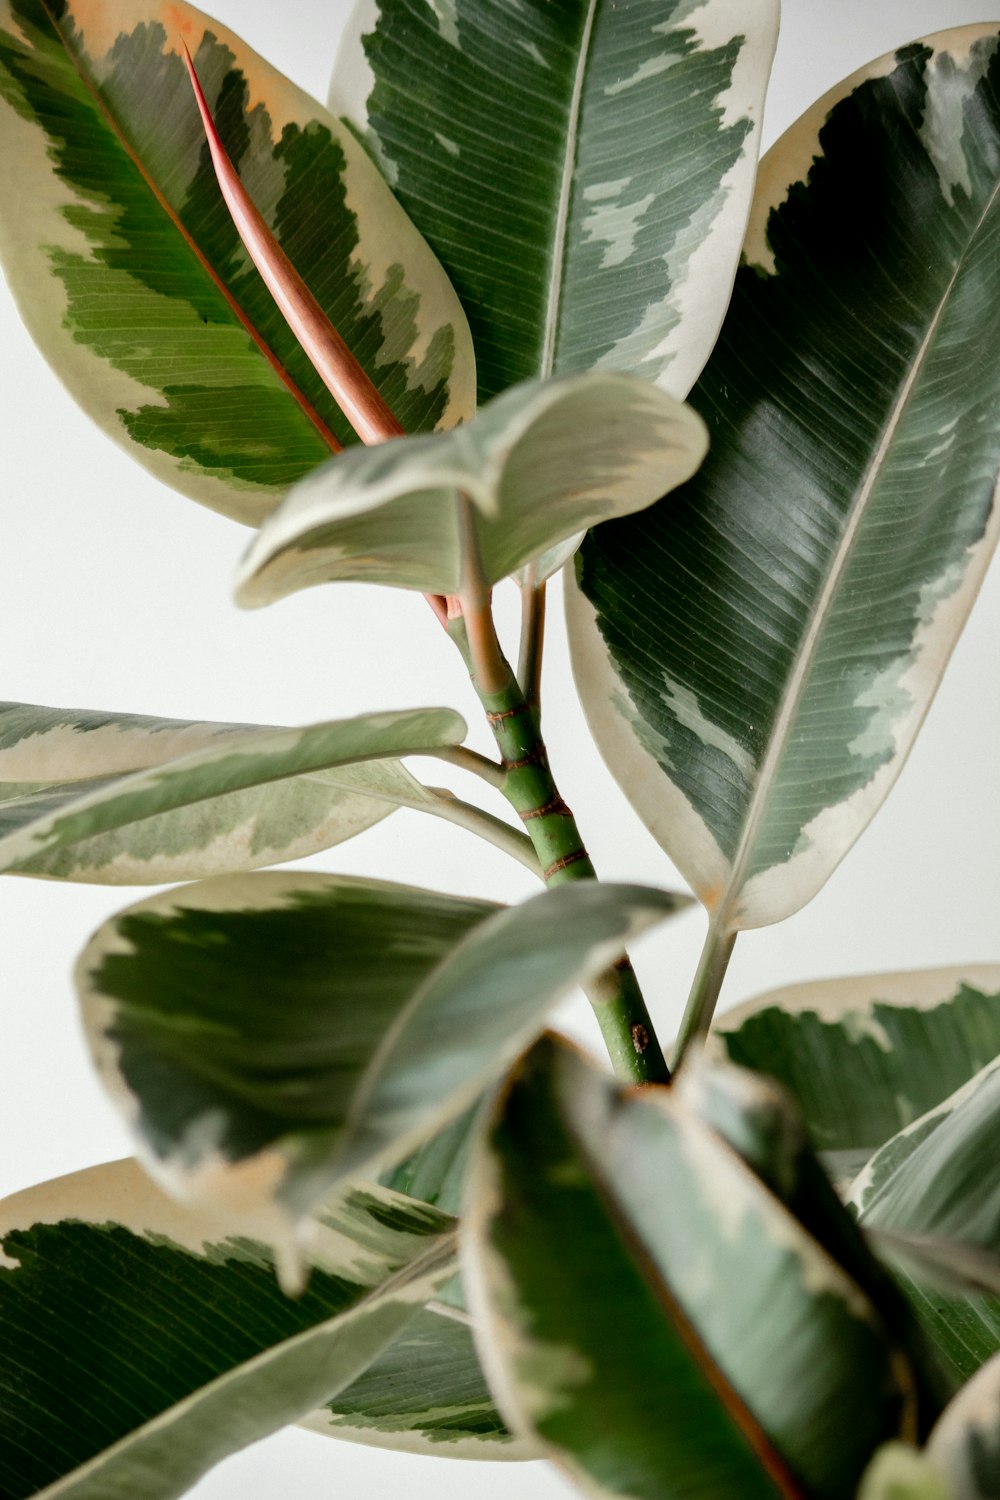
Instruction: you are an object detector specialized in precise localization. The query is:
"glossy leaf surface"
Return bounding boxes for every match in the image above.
[464,1035,910,1499]
[874,1238,1000,1303]
[0,0,474,523]
[853,1060,1000,1385]
[332,0,778,403]
[853,1059,1000,1244]
[570,26,1000,930]
[716,966,1000,1170]
[356,1103,529,1455]
[381,1101,482,1223]
[77,874,682,1253]
[673,1055,955,1431]
[0,702,466,882]
[0,1159,455,1499]
[235,372,708,601]
[306,1296,534,1458]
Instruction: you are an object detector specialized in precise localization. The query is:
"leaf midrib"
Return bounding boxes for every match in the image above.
[717,153,1000,932]
[36,0,343,465]
[550,1105,806,1497]
[539,0,598,377]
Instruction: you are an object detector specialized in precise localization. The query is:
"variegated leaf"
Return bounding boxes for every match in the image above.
[715,966,1000,1178]
[352,1097,535,1455]
[0,0,474,524]
[235,372,707,601]
[673,1057,952,1430]
[0,701,468,883]
[76,873,683,1262]
[381,1101,480,1219]
[0,1158,456,1499]
[928,1350,1000,1499]
[332,0,779,404]
[874,1240,1000,1304]
[305,1293,537,1458]
[464,1034,913,1499]
[852,1059,1000,1239]
[852,1060,1000,1386]
[353,1103,533,1455]
[569,25,1000,932]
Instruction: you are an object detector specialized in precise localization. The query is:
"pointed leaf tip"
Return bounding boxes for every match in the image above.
[181,43,401,447]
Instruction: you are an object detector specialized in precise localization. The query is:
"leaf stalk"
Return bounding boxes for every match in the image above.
[673,922,737,1067]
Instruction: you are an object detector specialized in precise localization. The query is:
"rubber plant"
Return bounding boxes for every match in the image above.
[0,2,999,1497]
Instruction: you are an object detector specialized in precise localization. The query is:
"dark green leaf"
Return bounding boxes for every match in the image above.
[333,0,778,402]
[715,967,1000,1158]
[77,874,684,1256]
[570,25,1000,930]
[854,1060,1000,1385]
[464,1035,910,1499]
[0,1159,455,1498]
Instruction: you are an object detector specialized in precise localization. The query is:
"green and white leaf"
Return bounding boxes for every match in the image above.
[382,1100,481,1219]
[235,372,708,602]
[851,1061,1000,1385]
[715,965,1000,1173]
[873,1238,1000,1303]
[77,872,683,1261]
[306,1293,537,1458]
[852,1058,1000,1239]
[332,0,779,404]
[857,1445,950,1500]
[570,25,1000,931]
[883,1267,1000,1388]
[673,1056,954,1425]
[0,1158,456,1499]
[0,701,468,883]
[353,1102,537,1455]
[928,1350,1000,1499]
[464,1034,912,1499]
[362,1097,540,1455]
[0,0,474,525]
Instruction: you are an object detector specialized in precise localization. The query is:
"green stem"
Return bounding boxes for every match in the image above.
[448,519,667,1084]
[672,921,737,1068]
[472,649,669,1086]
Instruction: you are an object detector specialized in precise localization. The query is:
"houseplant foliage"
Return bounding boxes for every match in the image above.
[1,1,999,1497]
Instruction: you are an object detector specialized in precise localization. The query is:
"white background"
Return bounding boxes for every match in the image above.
[2,0,999,1495]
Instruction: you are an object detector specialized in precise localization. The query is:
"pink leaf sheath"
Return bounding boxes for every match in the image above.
[182,45,404,446]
